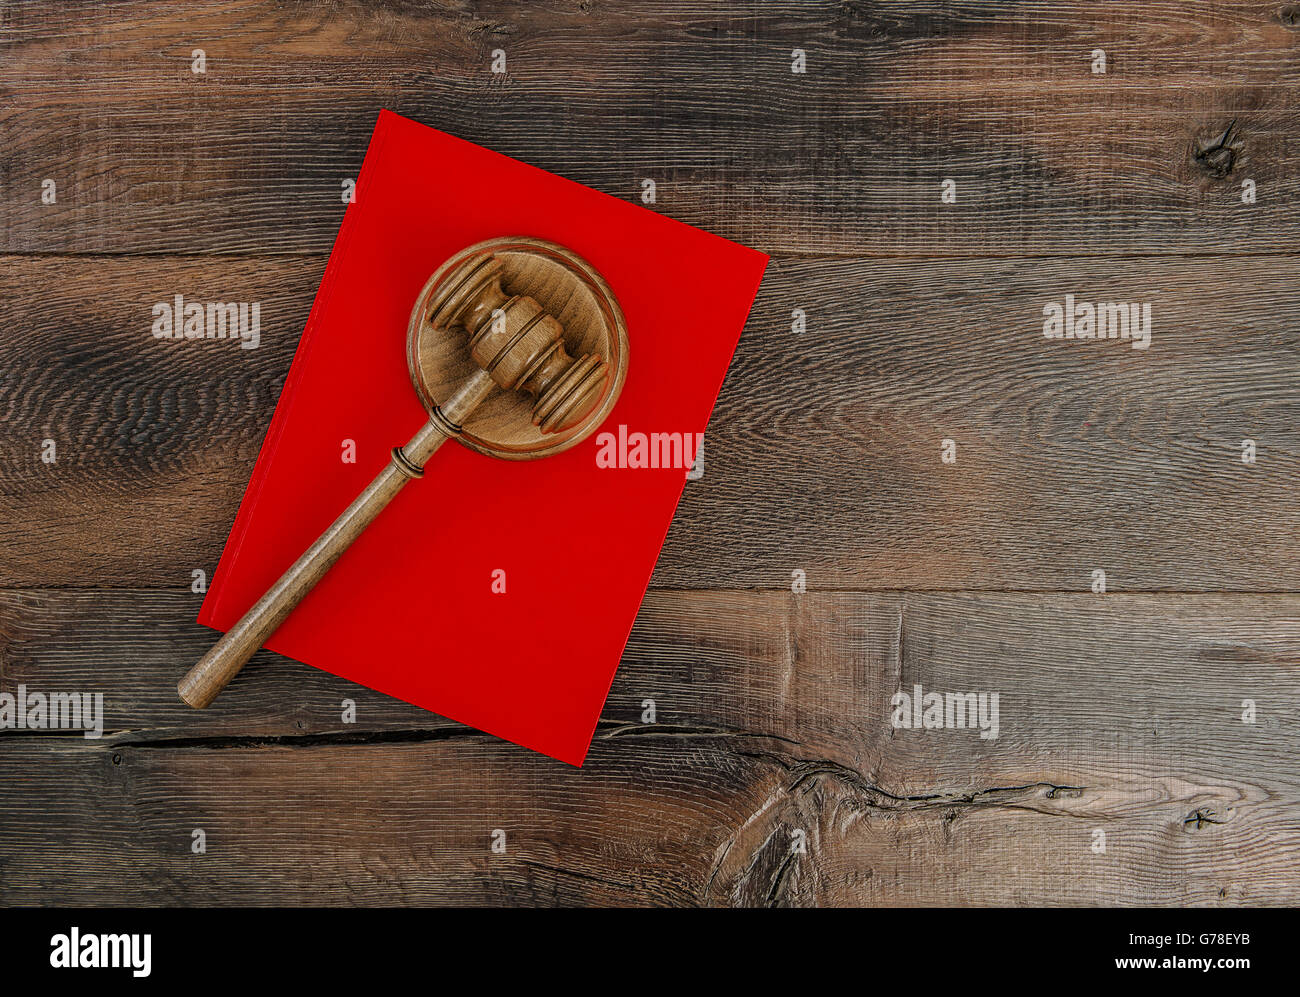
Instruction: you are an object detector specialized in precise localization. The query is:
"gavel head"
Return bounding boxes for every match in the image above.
[428,253,608,434]
[408,237,629,462]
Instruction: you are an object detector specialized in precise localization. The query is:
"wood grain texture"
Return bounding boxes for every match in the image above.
[2,253,1295,591]
[2,589,1297,905]
[3,1,1300,255]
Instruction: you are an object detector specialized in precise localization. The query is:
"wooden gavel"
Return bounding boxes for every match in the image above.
[179,242,625,708]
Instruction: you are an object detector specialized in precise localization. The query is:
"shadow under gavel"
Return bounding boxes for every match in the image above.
[179,247,621,708]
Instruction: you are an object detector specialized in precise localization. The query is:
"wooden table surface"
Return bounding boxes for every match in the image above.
[2,1,1298,907]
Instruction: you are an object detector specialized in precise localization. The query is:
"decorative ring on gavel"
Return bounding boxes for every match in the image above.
[178,237,629,709]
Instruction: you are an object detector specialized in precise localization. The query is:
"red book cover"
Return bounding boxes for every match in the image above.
[198,110,768,764]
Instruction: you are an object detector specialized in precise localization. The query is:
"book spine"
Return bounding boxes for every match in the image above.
[198,111,396,628]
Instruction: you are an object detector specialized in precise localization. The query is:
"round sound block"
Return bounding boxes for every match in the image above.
[407,237,629,460]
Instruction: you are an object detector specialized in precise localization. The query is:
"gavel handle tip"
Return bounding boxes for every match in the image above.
[176,407,478,710]
[177,671,216,709]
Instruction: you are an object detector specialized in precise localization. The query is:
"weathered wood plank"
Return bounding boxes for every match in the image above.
[2,1,1299,254]
[2,588,1297,905]
[5,588,1299,763]
[2,253,1296,591]
[7,736,1297,906]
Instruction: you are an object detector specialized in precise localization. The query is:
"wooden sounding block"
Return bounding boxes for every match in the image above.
[408,237,628,457]
[177,237,629,708]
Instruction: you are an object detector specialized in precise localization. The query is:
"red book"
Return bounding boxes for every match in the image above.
[198,110,767,764]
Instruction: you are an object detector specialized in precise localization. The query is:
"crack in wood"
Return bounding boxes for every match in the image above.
[706,748,1090,906]
[1194,120,1241,179]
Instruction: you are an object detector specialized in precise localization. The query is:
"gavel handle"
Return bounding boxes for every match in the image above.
[178,370,495,709]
